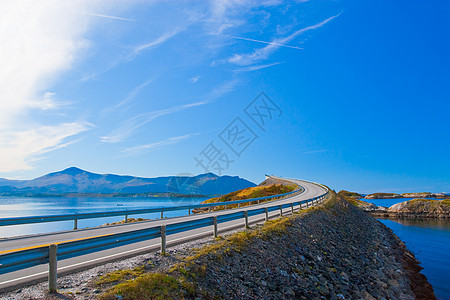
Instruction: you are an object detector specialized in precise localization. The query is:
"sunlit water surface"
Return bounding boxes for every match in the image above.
[364,198,450,299]
[0,196,206,238]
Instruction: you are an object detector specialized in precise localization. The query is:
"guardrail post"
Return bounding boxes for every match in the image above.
[265,207,269,222]
[291,203,294,213]
[279,205,283,217]
[209,206,211,213]
[160,225,166,255]
[124,215,128,223]
[73,219,78,230]
[225,204,227,210]
[213,216,218,238]
[244,211,249,228]
[188,208,191,215]
[48,244,58,293]
[161,209,164,219]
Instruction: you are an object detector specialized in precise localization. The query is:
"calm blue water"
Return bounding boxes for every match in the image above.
[0,196,206,238]
[363,198,450,299]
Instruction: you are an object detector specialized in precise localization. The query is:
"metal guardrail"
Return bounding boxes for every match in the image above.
[0,187,304,229]
[0,181,329,292]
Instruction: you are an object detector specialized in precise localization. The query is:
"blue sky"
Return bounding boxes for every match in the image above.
[0,0,449,193]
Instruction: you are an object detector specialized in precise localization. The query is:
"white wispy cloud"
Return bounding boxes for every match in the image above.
[124,133,199,155]
[0,0,122,173]
[101,101,206,143]
[228,14,340,66]
[77,11,137,22]
[220,34,304,50]
[234,61,284,72]
[129,28,185,59]
[114,77,154,111]
[303,149,328,154]
[0,122,91,172]
[101,80,238,143]
[190,76,200,83]
[207,0,284,34]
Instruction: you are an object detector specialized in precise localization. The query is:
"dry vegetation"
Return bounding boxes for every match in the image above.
[194,183,297,213]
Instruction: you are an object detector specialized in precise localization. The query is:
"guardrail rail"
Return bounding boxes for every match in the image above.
[0,178,329,292]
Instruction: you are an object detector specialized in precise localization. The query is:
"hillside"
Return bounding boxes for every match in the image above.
[0,167,256,196]
[193,177,298,213]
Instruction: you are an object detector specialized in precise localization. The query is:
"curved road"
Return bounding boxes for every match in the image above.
[0,177,327,292]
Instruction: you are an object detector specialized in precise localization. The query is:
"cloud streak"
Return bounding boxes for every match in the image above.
[77,11,137,22]
[124,133,199,155]
[220,34,304,50]
[129,28,185,59]
[234,61,284,72]
[101,101,207,143]
[114,77,154,111]
[0,122,91,172]
[101,80,237,143]
[228,14,340,66]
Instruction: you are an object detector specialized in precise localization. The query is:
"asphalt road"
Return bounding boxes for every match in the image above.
[0,177,327,292]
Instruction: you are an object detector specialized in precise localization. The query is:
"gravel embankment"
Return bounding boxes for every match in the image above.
[186,195,435,299]
[0,234,227,300]
[1,193,435,299]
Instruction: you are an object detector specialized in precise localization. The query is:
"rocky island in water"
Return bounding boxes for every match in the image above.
[340,191,450,219]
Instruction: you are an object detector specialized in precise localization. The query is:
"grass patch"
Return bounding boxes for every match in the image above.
[99,273,195,300]
[96,266,146,286]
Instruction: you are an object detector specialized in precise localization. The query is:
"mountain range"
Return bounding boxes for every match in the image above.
[0,167,256,196]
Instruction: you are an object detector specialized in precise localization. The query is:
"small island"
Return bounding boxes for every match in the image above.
[340,191,450,219]
[364,192,450,200]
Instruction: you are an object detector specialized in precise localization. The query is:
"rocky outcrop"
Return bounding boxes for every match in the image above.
[364,192,450,200]
[365,193,402,199]
[371,199,450,219]
[401,192,433,198]
[346,194,450,219]
[401,192,450,199]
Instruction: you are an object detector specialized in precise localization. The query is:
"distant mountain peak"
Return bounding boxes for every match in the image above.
[0,168,256,196]
[196,172,219,178]
[59,167,87,175]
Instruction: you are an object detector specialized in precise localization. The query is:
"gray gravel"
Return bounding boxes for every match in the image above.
[0,228,243,300]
